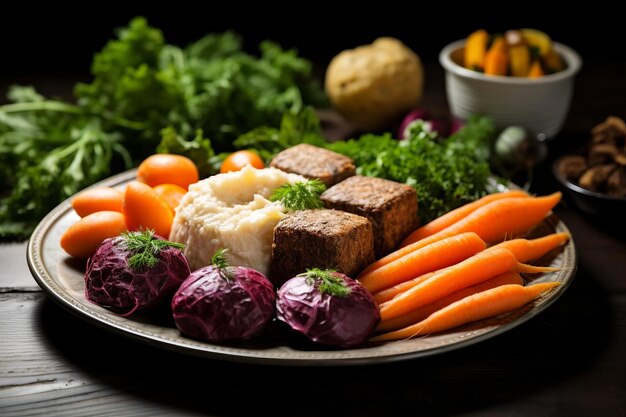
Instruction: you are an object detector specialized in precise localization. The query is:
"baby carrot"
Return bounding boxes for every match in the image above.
[406,190,529,242]
[378,247,557,321]
[376,271,524,333]
[373,271,436,305]
[490,232,570,263]
[60,211,127,258]
[358,232,486,293]
[71,187,124,217]
[123,181,174,239]
[401,192,562,247]
[371,282,560,341]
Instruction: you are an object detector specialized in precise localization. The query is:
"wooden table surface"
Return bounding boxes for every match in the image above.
[1,62,625,417]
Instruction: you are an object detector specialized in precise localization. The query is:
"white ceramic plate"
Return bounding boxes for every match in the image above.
[27,170,577,366]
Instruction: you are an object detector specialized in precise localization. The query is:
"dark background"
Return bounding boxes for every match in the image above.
[1,1,623,79]
[2,4,626,416]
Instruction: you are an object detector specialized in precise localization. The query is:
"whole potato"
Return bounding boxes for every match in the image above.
[325,37,424,131]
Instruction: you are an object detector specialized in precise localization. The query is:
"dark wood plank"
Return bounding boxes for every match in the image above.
[0,293,201,417]
[0,242,39,291]
[1,272,624,417]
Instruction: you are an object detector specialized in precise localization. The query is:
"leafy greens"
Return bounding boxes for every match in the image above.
[0,17,325,240]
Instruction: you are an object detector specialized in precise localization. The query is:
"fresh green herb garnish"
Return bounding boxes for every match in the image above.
[270,179,326,211]
[211,248,230,270]
[210,248,234,281]
[302,268,351,297]
[122,229,184,271]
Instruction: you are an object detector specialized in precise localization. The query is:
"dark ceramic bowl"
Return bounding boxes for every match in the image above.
[552,156,626,217]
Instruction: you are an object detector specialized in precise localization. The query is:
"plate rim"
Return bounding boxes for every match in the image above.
[27,170,577,366]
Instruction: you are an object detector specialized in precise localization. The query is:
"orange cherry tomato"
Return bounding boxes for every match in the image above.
[71,187,124,217]
[220,150,265,174]
[60,211,127,258]
[137,154,199,190]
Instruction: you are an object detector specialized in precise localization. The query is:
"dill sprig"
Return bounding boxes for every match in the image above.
[270,179,326,211]
[211,248,234,281]
[302,268,351,297]
[122,229,184,271]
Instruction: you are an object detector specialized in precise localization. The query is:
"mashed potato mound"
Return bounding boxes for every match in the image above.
[170,166,306,275]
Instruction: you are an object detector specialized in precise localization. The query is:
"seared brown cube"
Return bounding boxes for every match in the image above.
[269,144,356,187]
[321,175,419,257]
[270,209,375,286]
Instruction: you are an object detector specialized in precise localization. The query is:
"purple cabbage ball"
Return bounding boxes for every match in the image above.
[276,271,380,348]
[84,236,191,316]
[171,265,275,342]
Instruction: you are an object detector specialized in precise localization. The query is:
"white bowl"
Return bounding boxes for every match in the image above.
[439,39,582,139]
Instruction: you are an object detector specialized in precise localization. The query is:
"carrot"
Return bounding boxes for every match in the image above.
[401,192,561,247]
[376,271,524,333]
[364,192,561,277]
[60,211,127,258]
[372,242,558,305]
[373,271,436,305]
[123,181,174,239]
[490,232,570,263]
[358,232,486,293]
[371,282,560,341]
[378,247,558,321]
[71,187,124,217]
[405,190,530,243]
[484,37,508,76]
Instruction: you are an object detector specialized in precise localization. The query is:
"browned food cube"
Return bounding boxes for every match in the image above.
[270,209,375,286]
[269,144,356,187]
[321,175,419,257]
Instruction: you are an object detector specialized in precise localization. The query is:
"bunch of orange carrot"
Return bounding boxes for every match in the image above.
[357,190,569,342]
